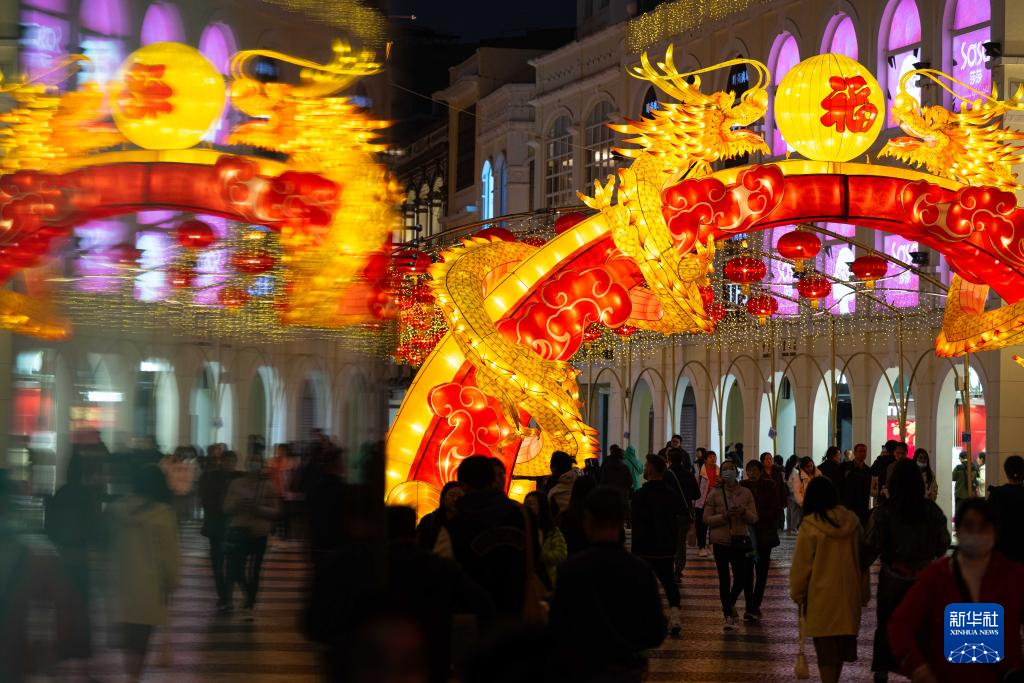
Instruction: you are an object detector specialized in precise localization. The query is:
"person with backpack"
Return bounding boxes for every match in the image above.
[665,448,699,580]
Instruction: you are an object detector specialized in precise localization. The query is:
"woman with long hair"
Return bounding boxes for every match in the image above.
[913,448,938,501]
[788,456,818,529]
[525,490,568,587]
[416,481,463,551]
[863,458,949,683]
[695,451,719,557]
[790,477,865,683]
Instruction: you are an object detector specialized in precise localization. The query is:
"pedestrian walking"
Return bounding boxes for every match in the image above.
[695,450,719,557]
[631,454,683,636]
[703,460,757,631]
[989,454,1024,562]
[665,448,699,579]
[224,451,281,619]
[742,459,781,621]
[197,449,240,612]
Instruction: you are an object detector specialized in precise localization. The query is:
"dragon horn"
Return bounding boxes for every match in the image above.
[900,68,1024,112]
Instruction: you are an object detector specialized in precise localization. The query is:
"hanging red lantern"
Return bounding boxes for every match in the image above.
[723,257,767,295]
[175,219,216,249]
[105,242,142,265]
[776,230,822,272]
[394,248,431,275]
[796,273,832,309]
[746,293,779,325]
[166,265,195,289]
[218,285,249,310]
[476,226,516,241]
[582,324,603,344]
[707,301,727,322]
[698,285,715,307]
[614,324,639,338]
[230,249,275,275]
[553,212,587,234]
[850,254,889,289]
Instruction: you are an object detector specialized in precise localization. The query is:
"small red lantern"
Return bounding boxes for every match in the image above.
[698,285,715,307]
[476,226,516,241]
[776,230,821,272]
[582,324,603,344]
[614,324,639,338]
[218,285,249,310]
[707,301,727,322]
[796,273,832,309]
[394,249,431,275]
[723,257,767,295]
[553,212,587,234]
[230,249,275,275]
[166,265,194,289]
[850,255,889,289]
[746,293,779,325]
[176,219,216,250]
[106,242,142,265]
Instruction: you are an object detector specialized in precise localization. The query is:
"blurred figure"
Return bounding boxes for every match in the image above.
[953,450,980,512]
[599,444,633,504]
[913,448,938,501]
[742,459,781,621]
[224,451,281,619]
[524,491,566,588]
[695,450,719,557]
[704,460,757,631]
[558,475,598,556]
[819,446,843,488]
[989,454,1024,562]
[269,443,302,540]
[109,465,180,683]
[45,455,104,678]
[889,499,1024,683]
[546,450,577,520]
[630,454,682,635]
[871,440,898,503]
[416,481,463,552]
[789,477,866,683]
[978,451,987,497]
[548,486,667,682]
[839,443,872,526]
[665,448,699,580]
[784,454,801,531]
[198,449,240,612]
[863,459,949,683]
[160,446,197,525]
[623,445,643,491]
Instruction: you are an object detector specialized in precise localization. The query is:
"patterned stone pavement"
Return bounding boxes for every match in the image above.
[44,526,878,682]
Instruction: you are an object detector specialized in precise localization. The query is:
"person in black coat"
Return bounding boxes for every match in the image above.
[631,454,682,636]
[559,475,598,556]
[549,486,667,682]
[989,454,1024,563]
[839,443,873,526]
[818,446,843,488]
[665,448,699,579]
[197,450,241,611]
[415,481,463,551]
[599,444,634,502]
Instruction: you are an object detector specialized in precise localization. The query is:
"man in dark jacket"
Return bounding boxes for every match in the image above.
[549,486,667,681]
[871,439,898,503]
[818,446,843,488]
[839,443,872,525]
[665,448,699,580]
[630,454,681,636]
[446,455,538,623]
[989,454,1024,562]
[197,450,240,611]
[740,460,780,621]
[600,444,634,502]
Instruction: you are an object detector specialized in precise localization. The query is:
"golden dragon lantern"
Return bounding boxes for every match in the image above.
[386,47,1024,516]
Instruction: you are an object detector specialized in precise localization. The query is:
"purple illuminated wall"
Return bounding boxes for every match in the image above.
[827,15,858,60]
[885,0,922,126]
[79,0,127,36]
[950,1,991,110]
[200,23,237,143]
[881,235,920,307]
[20,10,69,84]
[824,244,856,314]
[771,35,800,156]
[140,2,185,45]
[768,227,799,315]
[192,216,230,306]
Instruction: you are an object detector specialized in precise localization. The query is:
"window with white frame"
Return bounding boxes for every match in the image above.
[769,34,800,156]
[545,116,575,207]
[480,160,495,221]
[882,0,922,127]
[585,100,616,188]
[947,0,991,110]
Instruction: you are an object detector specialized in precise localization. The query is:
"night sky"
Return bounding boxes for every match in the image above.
[390,0,577,41]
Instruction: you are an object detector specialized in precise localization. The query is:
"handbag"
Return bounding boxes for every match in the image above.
[723,488,753,554]
[795,607,810,679]
[520,505,549,627]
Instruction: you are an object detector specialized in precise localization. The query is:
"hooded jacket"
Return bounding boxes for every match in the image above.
[547,469,579,519]
[789,505,865,637]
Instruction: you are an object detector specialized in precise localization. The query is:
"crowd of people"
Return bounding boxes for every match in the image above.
[3,429,1024,683]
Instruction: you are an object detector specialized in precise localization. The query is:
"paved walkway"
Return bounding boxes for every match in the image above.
[50,526,879,682]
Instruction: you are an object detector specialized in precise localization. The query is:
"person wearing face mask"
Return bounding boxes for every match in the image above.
[224,452,281,620]
[889,499,1024,683]
[703,460,758,631]
[912,448,937,501]
[695,451,719,557]
[863,460,949,683]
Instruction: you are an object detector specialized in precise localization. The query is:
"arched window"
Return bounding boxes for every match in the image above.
[823,13,858,59]
[769,34,800,156]
[585,100,616,187]
[20,0,71,84]
[480,159,494,221]
[494,154,507,216]
[882,0,922,127]
[140,2,184,45]
[79,0,128,85]
[641,86,658,118]
[199,22,237,143]
[948,0,991,109]
[545,115,575,207]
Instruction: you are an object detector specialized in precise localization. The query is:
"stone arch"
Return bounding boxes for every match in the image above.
[630,376,655,457]
[934,357,988,519]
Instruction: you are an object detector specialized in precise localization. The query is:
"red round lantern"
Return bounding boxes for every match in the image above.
[105,242,142,265]
[746,293,779,325]
[394,249,431,275]
[614,324,639,338]
[230,249,275,275]
[723,257,767,294]
[796,273,832,309]
[553,212,587,234]
[850,255,889,289]
[218,285,249,310]
[476,227,516,241]
[698,285,715,307]
[166,265,194,289]
[776,230,822,271]
[176,219,216,250]
[707,301,727,322]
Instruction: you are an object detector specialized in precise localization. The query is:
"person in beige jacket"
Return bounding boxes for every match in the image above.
[703,460,758,630]
[789,476,867,683]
